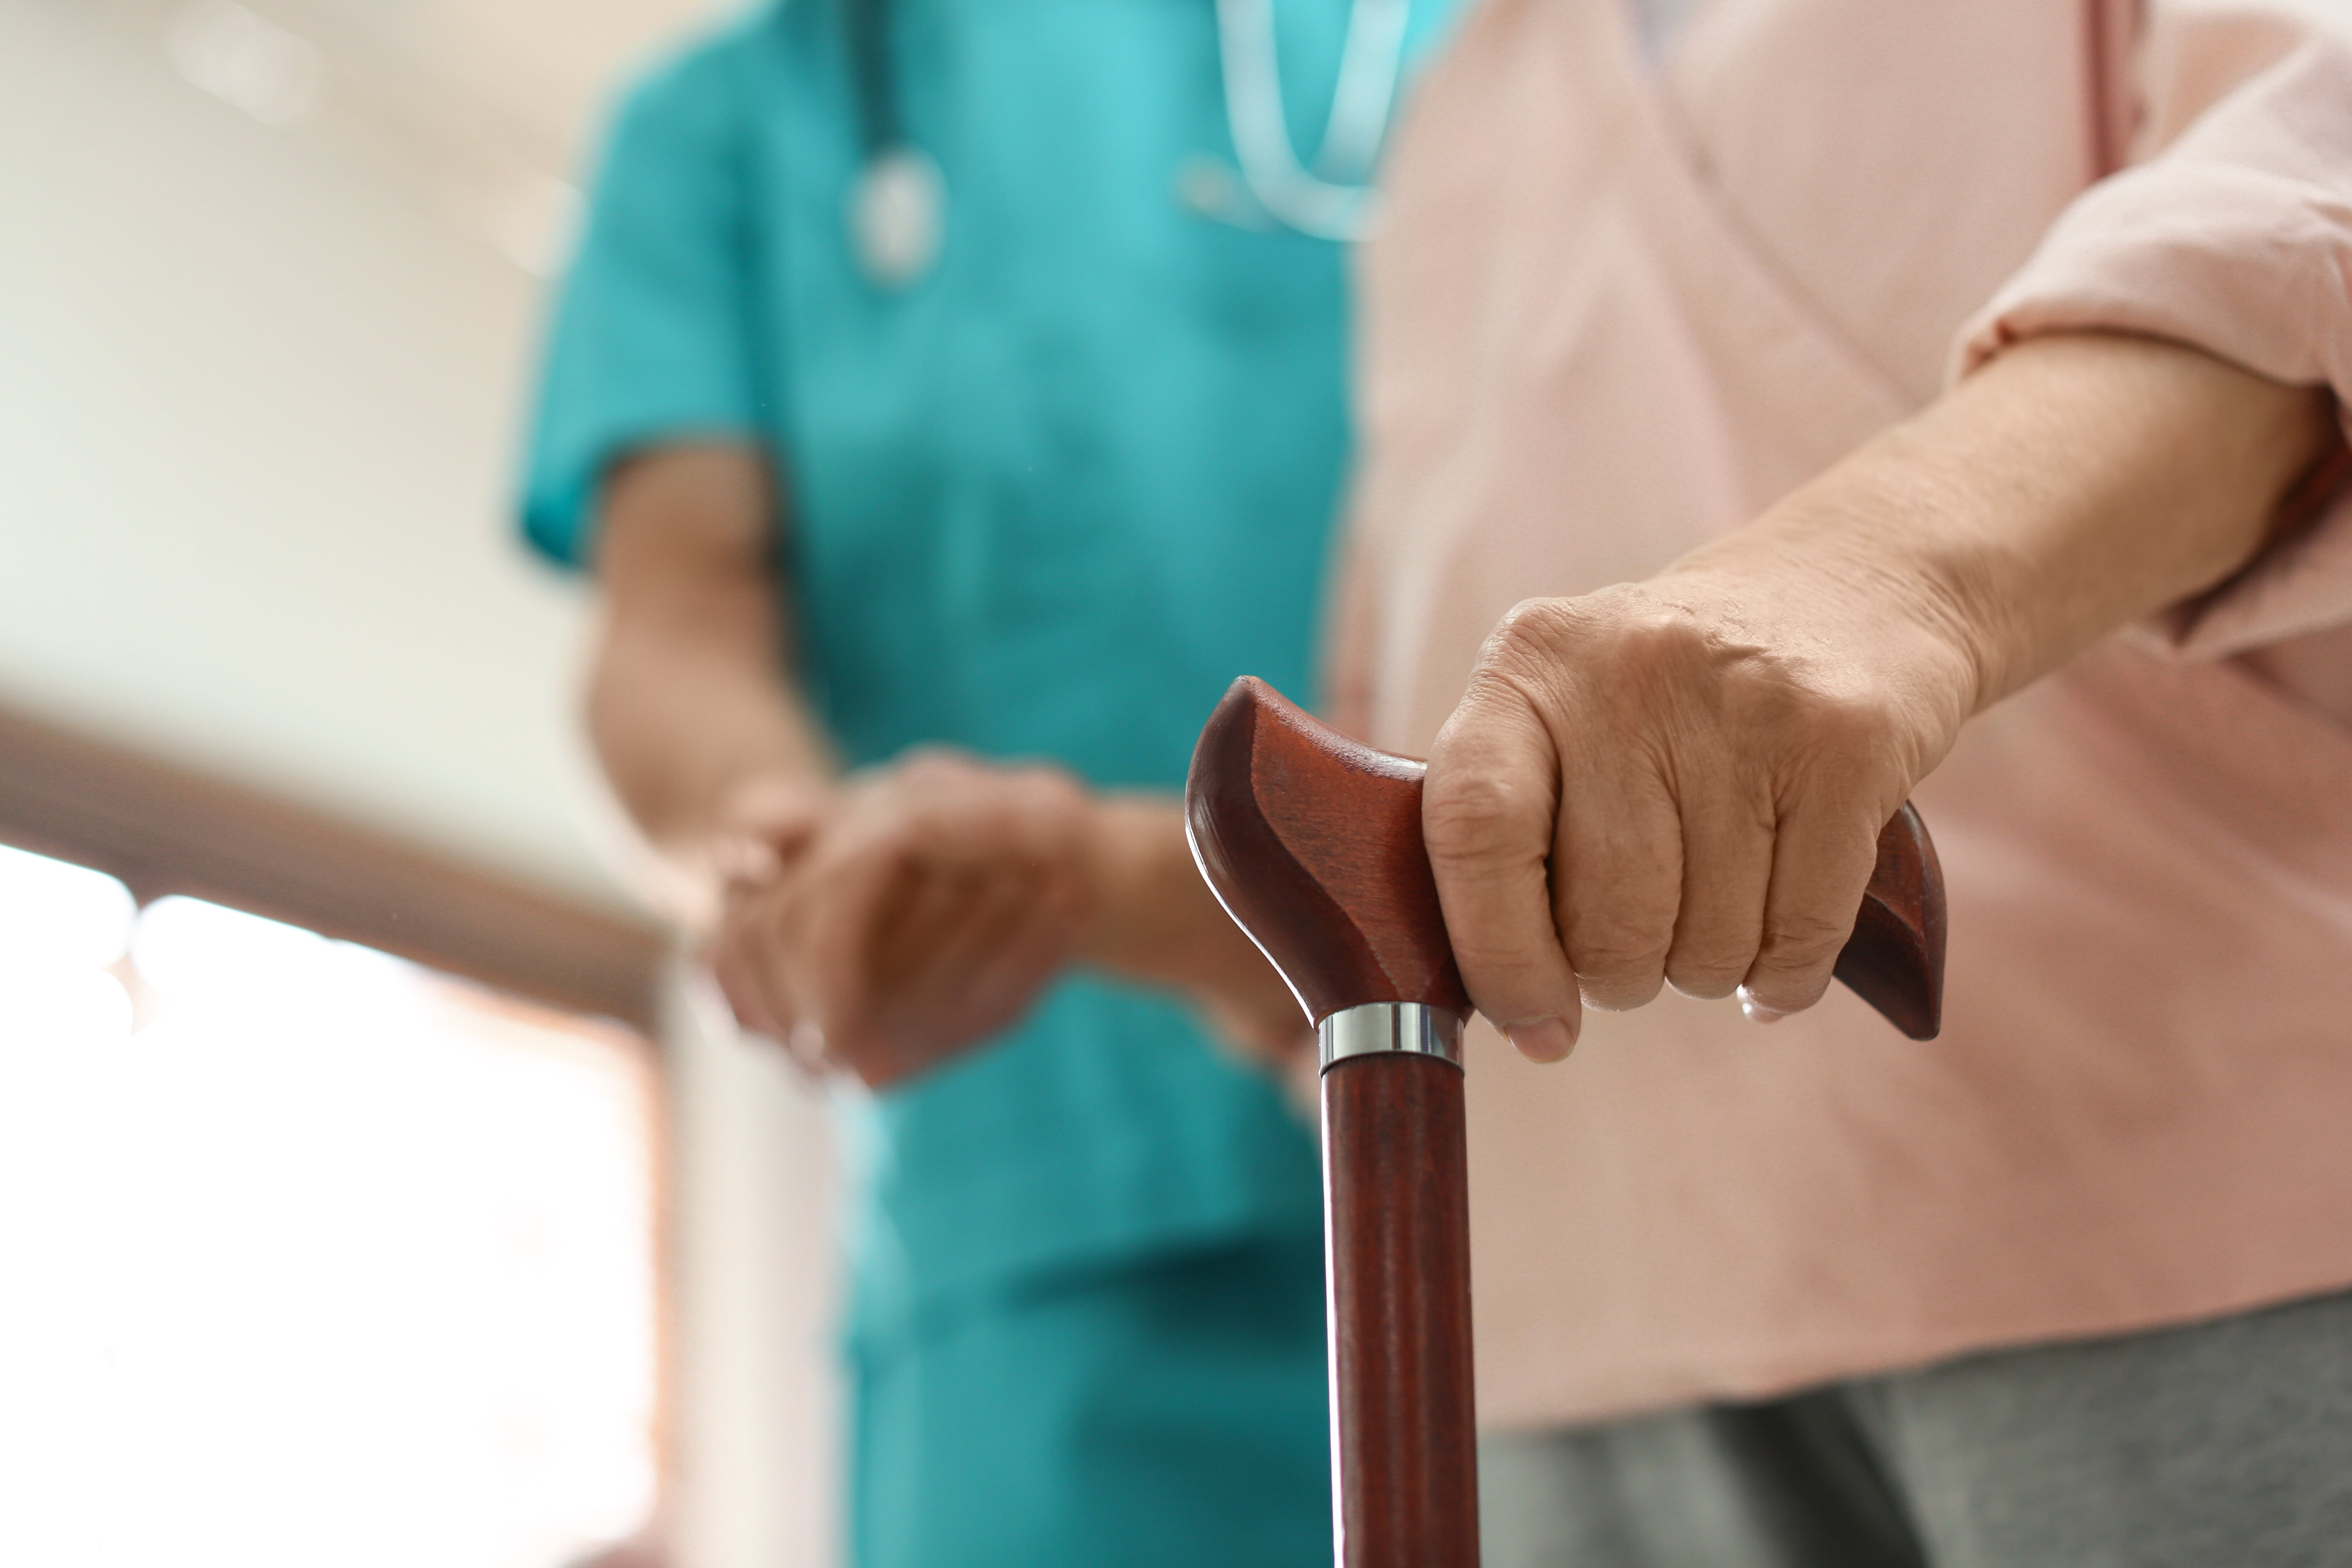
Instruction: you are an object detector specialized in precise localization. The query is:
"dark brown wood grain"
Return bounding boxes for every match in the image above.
[1188,677,1467,1023]
[1188,676,1946,1039]
[1836,802,1946,1041]
[1186,676,1950,1568]
[1323,1052,1480,1568]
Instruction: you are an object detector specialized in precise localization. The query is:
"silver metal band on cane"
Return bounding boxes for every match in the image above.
[1316,1002,1465,1074]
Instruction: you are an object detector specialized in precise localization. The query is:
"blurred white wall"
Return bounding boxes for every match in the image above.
[664,977,843,1568]
[0,0,692,904]
[0,2,837,1562]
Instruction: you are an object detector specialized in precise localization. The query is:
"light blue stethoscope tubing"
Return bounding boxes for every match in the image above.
[844,0,1408,270]
[1214,0,1408,241]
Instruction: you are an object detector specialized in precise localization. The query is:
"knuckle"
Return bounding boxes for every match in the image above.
[1601,600,1705,670]
[1486,589,1737,737]
[1478,599,1602,697]
[1488,597,1581,662]
[1558,875,1679,972]
[1485,592,1694,684]
[1755,904,1855,971]
[1665,936,1760,998]
[1422,770,1548,866]
[1669,931,1757,972]
[1564,927,1670,981]
[1448,927,1559,982]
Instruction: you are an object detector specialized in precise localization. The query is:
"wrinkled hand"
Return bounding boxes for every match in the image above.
[1422,528,1979,1062]
[706,750,1093,1088]
[1418,332,2336,1063]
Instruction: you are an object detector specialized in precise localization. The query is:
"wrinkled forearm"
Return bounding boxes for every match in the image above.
[1678,331,2336,716]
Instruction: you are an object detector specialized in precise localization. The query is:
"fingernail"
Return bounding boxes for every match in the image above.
[1737,987,1788,1026]
[1505,1016,1577,1063]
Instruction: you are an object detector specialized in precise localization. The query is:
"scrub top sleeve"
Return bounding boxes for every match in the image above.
[1949,18,2352,659]
[520,41,768,569]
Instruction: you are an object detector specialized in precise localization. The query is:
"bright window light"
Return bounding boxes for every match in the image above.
[131,892,339,1002]
[0,841,137,973]
[1,966,136,1048]
[0,880,659,1568]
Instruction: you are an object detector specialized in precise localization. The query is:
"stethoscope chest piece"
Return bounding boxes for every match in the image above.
[851,144,944,289]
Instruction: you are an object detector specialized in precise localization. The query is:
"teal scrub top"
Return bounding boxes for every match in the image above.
[523,0,1448,1334]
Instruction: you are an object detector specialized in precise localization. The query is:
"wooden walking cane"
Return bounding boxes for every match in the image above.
[1185,677,1947,1568]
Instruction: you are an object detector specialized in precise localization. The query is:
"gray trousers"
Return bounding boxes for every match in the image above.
[1481,1290,2352,1568]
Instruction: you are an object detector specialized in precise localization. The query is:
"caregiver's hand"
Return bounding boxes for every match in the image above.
[707,750,1092,1088]
[1423,331,2336,1061]
[706,755,1313,1086]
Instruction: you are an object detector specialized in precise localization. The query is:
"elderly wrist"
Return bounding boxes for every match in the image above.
[1840,424,2036,716]
[1697,434,2022,725]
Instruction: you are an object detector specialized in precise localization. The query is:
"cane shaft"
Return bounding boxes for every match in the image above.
[1323,1050,1479,1568]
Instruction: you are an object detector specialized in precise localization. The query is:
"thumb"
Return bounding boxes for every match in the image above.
[1422,680,1582,1062]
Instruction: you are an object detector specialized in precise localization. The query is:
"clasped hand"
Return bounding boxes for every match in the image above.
[1418,331,2334,1061]
[697,334,2319,1083]
[1423,531,1979,1063]
[705,750,1095,1088]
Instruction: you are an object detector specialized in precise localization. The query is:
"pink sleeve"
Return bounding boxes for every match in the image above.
[1952,14,2352,658]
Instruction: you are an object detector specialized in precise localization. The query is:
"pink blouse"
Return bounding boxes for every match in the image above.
[1333,0,2352,1428]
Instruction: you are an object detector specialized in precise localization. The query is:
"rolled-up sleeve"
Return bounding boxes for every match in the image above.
[1952,13,2352,657]
[518,37,768,569]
